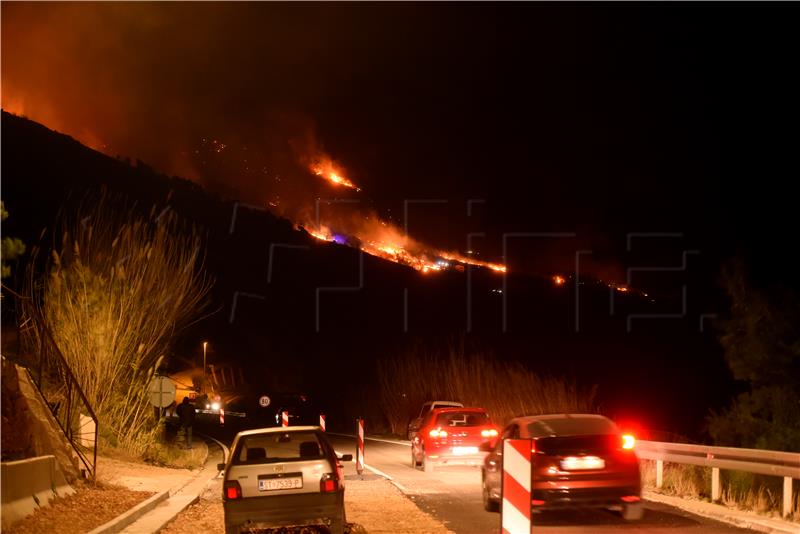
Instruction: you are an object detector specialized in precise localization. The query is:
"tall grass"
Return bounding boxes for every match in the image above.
[377,342,596,434]
[26,195,212,454]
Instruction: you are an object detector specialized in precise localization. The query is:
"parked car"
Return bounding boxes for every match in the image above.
[411,407,498,473]
[407,400,464,440]
[481,414,643,520]
[219,426,352,534]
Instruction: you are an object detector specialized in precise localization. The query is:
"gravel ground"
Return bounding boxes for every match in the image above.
[162,475,451,534]
[4,483,153,534]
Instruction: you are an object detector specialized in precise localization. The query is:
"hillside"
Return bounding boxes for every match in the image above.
[1,111,733,438]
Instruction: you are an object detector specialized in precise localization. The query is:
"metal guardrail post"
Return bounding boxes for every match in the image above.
[656,459,664,488]
[711,467,720,502]
[783,476,792,518]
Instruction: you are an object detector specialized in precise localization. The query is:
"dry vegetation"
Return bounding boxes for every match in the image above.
[377,342,596,434]
[640,460,799,521]
[26,195,212,454]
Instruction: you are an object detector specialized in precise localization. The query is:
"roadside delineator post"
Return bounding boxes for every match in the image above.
[282,410,289,427]
[501,438,532,534]
[356,418,365,475]
[319,414,326,432]
[219,408,225,426]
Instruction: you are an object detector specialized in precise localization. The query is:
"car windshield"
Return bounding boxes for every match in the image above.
[234,431,325,464]
[435,411,490,427]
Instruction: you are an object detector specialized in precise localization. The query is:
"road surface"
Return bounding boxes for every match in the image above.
[325,434,757,534]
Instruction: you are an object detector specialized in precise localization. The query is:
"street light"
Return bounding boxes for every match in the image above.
[202,341,208,392]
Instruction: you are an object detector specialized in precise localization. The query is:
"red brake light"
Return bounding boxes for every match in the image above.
[320,473,338,493]
[622,434,635,450]
[429,428,448,438]
[224,481,242,500]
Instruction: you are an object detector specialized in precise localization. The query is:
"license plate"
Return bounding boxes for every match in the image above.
[452,446,479,455]
[258,477,303,491]
[560,456,605,470]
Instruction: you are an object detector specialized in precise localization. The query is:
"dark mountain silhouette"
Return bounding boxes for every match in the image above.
[1,111,734,439]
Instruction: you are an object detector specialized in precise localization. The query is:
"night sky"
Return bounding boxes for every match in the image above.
[3,3,799,292]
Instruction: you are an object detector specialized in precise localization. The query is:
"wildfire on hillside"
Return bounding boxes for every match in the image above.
[310,157,360,191]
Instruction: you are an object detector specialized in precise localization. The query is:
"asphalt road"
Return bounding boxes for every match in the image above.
[326,434,757,534]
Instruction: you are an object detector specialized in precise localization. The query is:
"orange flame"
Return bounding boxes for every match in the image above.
[310,158,360,191]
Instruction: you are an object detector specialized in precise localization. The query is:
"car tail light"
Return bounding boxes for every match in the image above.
[429,428,448,438]
[532,499,545,506]
[621,495,641,503]
[622,434,636,450]
[224,481,242,500]
[481,429,498,439]
[320,473,339,493]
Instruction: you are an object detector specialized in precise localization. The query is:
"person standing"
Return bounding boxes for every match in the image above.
[176,396,196,449]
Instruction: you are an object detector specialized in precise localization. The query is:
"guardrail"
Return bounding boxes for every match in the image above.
[15,300,99,480]
[637,440,800,518]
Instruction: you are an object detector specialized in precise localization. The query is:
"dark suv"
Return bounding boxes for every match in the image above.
[481,414,643,520]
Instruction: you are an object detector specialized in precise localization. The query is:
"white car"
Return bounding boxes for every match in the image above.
[219,426,351,534]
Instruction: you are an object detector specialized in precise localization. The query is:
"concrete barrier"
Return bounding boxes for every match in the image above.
[1,455,75,529]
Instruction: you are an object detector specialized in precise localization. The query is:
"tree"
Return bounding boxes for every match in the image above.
[708,259,800,451]
[27,195,212,453]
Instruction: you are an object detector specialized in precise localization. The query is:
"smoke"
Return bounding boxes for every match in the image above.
[2,3,629,282]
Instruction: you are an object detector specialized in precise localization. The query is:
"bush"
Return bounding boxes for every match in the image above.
[27,194,212,454]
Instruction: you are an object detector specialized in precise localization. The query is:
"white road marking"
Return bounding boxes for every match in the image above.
[329,432,410,446]
[335,448,411,494]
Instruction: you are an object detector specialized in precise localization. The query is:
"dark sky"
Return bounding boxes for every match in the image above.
[3,3,799,289]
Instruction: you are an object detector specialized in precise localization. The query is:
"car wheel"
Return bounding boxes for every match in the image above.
[422,453,434,473]
[482,478,500,513]
[622,502,644,521]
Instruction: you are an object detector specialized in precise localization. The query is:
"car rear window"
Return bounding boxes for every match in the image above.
[233,431,326,464]
[435,411,490,427]
[527,416,618,437]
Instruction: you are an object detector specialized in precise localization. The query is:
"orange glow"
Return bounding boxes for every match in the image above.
[615,286,629,293]
[553,275,566,285]
[310,159,360,191]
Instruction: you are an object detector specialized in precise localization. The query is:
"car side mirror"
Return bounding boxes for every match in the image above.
[217,463,226,471]
[479,441,493,452]
[338,454,353,462]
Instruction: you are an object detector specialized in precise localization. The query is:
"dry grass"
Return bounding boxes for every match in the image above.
[25,194,212,454]
[377,342,596,434]
[640,459,799,521]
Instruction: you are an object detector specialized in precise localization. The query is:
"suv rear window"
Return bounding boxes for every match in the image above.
[233,431,326,465]
[435,411,490,427]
